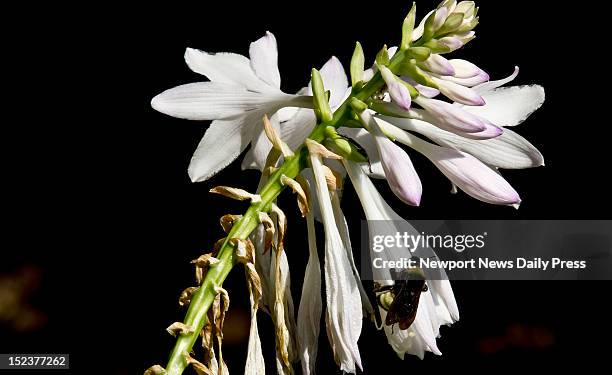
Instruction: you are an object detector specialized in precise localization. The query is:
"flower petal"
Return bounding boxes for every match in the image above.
[420,54,455,76]
[151,82,291,120]
[388,117,543,168]
[249,31,282,89]
[423,144,521,205]
[280,108,317,150]
[297,211,323,375]
[184,48,277,93]
[188,112,259,182]
[448,59,485,78]
[414,97,486,133]
[309,153,363,373]
[339,127,385,179]
[412,10,436,41]
[463,85,545,127]
[241,114,282,171]
[368,118,422,205]
[473,66,519,93]
[317,56,350,108]
[433,77,485,106]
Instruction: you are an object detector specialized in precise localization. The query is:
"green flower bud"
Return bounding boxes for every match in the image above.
[311,68,333,122]
[406,46,431,61]
[398,59,439,88]
[436,12,464,36]
[375,44,390,66]
[455,16,479,34]
[454,1,475,18]
[324,137,368,163]
[349,97,368,113]
[400,2,417,50]
[421,39,451,54]
[350,41,365,87]
[422,11,437,41]
[369,99,412,118]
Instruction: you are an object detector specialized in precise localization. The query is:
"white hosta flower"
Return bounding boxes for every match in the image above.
[242,56,350,170]
[308,145,363,373]
[151,32,312,182]
[466,67,546,127]
[297,210,322,375]
[343,160,459,359]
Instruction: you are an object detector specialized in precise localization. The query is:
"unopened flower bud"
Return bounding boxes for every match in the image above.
[419,54,455,76]
[398,59,439,88]
[311,68,333,122]
[421,39,452,54]
[324,136,368,163]
[454,1,475,18]
[431,76,485,105]
[432,7,449,31]
[448,59,486,78]
[401,2,417,50]
[350,41,365,87]
[405,46,431,61]
[436,12,464,35]
[380,65,414,110]
[375,45,390,66]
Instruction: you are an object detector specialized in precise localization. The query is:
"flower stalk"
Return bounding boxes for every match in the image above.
[163,51,407,375]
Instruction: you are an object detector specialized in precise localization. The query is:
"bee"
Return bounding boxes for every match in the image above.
[373,267,428,330]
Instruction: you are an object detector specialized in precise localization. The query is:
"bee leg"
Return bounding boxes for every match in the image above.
[373,284,394,293]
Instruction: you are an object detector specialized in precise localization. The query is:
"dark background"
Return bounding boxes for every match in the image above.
[3,0,610,373]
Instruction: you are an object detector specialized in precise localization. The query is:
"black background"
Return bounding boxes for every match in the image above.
[3,0,611,373]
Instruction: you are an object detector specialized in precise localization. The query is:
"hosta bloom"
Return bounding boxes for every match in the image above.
[151,32,312,182]
[297,204,322,375]
[344,160,459,358]
[308,141,363,373]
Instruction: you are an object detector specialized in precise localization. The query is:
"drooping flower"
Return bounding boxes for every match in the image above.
[307,140,363,373]
[344,160,459,359]
[150,32,313,182]
[297,187,322,375]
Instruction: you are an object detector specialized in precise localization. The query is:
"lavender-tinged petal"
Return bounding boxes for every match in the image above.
[403,76,440,98]
[437,71,489,87]
[420,54,455,76]
[415,97,486,133]
[422,143,522,205]
[433,77,485,106]
[473,66,519,93]
[381,66,412,110]
[447,59,485,78]
[437,36,463,52]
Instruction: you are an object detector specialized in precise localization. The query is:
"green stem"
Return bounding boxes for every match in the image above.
[163,50,408,375]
